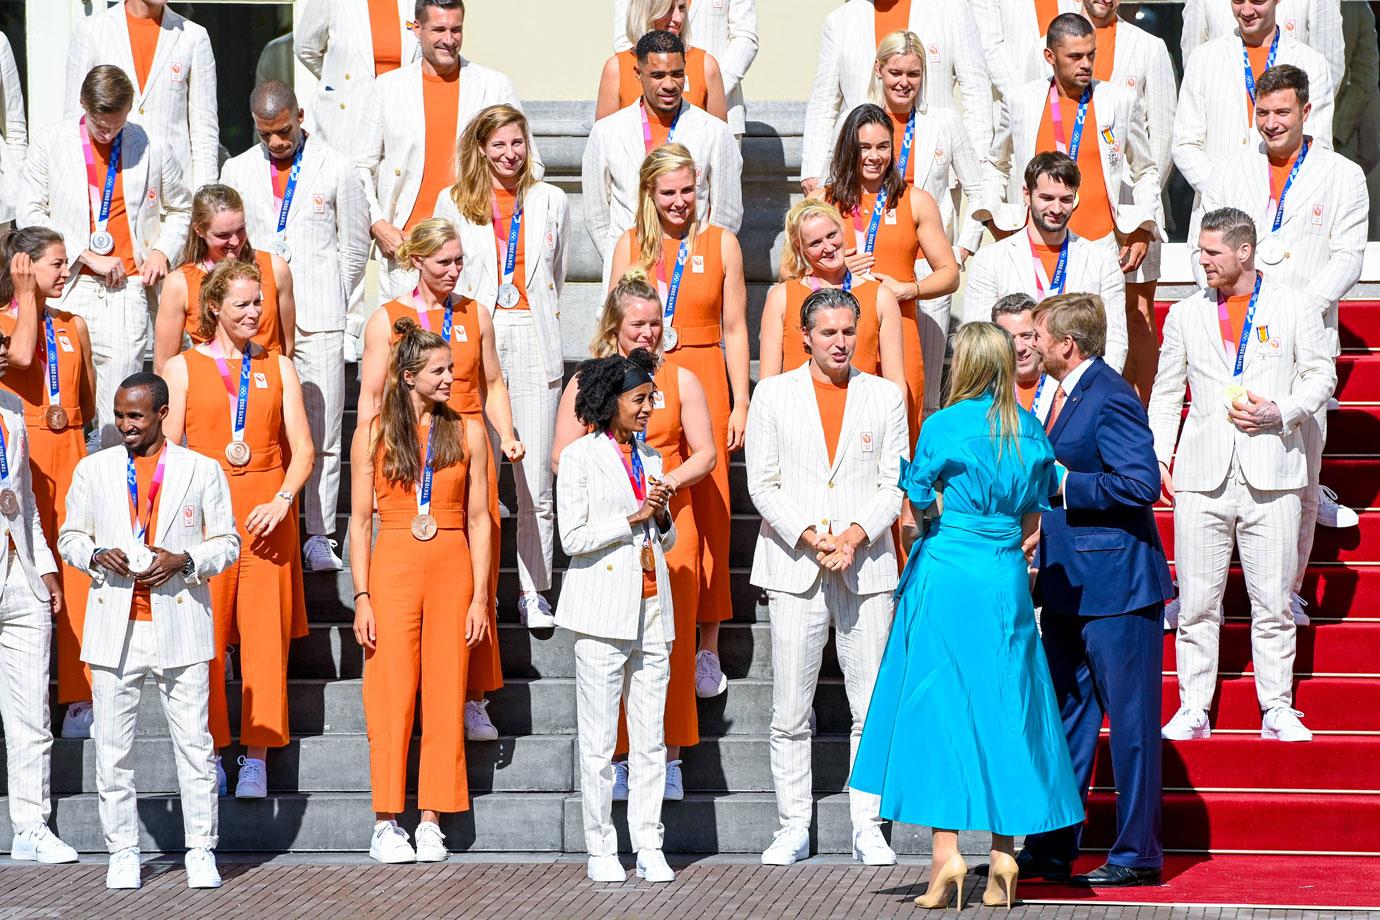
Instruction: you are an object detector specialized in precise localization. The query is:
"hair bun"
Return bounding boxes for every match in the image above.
[392,317,420,337]
[619,267,650,285]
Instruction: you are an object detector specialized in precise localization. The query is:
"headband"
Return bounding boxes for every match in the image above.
[619,360,655,394]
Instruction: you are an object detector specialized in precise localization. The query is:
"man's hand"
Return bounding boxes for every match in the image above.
[93,547,133,579]
[815,524,866,573]
[139,251,169,287]
[137,548,189,588]
[957,247,974,267]
[82,251,127,288]
[1116,228,1153,273]
[1021,525,1041,562]
[500,438,526,462]
[1227,391,1284,434]
[41,573,64,617]
[371,221,406,261]
[1159,461,1176,504]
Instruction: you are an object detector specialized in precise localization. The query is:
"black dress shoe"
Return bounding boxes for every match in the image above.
[977,851,1070,882]
[1069,864,1162,887]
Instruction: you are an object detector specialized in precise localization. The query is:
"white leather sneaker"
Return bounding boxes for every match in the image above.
[11,824,78,864]
[636,848,675,883]
[1317,485,1359,528]
[1262,707,1313,742]
[852,826,897,866]
[184,847,222,889]
[106,847,141,889]
[1161,707,1212,740]
[414,821,447,862]
[61,702,93,739]
[694,649,727,698]
[235,756,267,799]
[586,854,625,883]
[1291,593,1311,626]
[611,761,630,802]
[303,535,345,572]
[761,825,811,866]
[369,821,416,864]
[664,759,684,801]
[519,593,556,631]
[465,700,499,741]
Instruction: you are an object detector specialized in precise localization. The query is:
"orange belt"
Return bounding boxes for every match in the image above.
[669,323,723,347]
[24,407,86,429]
[377,509,467,530]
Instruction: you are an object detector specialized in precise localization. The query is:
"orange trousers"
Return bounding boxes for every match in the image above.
[464,410,503,695]
[30,425,92,704]
[364,527,474,814]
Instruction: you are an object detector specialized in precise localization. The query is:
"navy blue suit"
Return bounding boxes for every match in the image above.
[1028,358,1174,871]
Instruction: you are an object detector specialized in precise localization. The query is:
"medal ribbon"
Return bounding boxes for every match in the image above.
[1242,27,1280,105]
[0,417,10,489]
[208,340,252,446]
[79,118,122,237]
[42,313,61,409]
[417,422,436,518]
[1030,235,1071,297]
[1217,273,1264,379]
[411,287,453,342]
[806,272,854,293]
[895,108,915,183]
[655,238,690,334]
[641,100,682,154]
[1267,140,1310,232]
[492,195,523,293]
[272,136,306,240]
[126,445,168,542]
[1048,81,1091,159]
[608,432,647,502]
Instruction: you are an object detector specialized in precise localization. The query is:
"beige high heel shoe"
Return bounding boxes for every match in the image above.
[914,853,968,909]
[982,851,1019,909]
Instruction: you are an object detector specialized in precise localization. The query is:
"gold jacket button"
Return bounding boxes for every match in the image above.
[827,482,835,489]
[344,72,351,80]
[606,563,614,572]
[139,107,145,115]
[177,596,184,605]
[394,168,402,176]
[820,518,829,526]
[97,597,104,604]
[339,102,347,110]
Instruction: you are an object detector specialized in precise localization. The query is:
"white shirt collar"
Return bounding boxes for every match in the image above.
[1056,357,1094,396]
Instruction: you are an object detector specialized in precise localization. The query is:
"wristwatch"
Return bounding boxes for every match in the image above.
[179,552,196,577]
[274,490,294,503]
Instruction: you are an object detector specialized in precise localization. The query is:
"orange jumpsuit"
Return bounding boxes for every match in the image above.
[0,308,91,702]
[780,277,884,376]
[179,250,286,355]
[616,47,711,112]
[365,420,475,813]
[183,348,307,750]
[383,297,502,693]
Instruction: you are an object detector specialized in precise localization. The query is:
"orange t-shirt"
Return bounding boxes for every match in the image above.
[642,101,679,150]
[1016,377,1040,411]
[1093,21,1117,82]
[874,0,913,48]
[1035,0,1063,35]
[126,8,161,91]
[619,441,659,599]
[1220,292,1254,356]
[1268,149,1300,204]
[405,71,460,233]
[813,375,849,464]
[1245,42,1272,118]
[271,156,293,200]
[127,450,165,622]
[1036,87,1115,242]
[80,137,138,277]
[369,0,404,76]
[1031,239,1064,289]
[493,187,529,310]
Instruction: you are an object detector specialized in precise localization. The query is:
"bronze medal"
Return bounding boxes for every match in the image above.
[640,543,655,572]
[411,514,438,541]
[0,489,17,518]
[225,440,252,467]
[44,405,68,431]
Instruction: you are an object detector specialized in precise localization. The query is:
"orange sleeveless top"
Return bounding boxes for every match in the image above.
[617,47,710,112]
[182,347,285,476]
[374,420,470,531]
[644,361,686,474]
[828,185,922,291]
[0,308,88,429]
[633,225,726,348]
[780,278,882,376]
[180,250,284,354]
[383,295,484,416]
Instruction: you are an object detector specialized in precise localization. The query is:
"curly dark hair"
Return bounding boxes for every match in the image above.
[574,348,658,432]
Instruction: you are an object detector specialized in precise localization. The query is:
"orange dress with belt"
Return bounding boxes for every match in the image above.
[780,277,884,376]
[383,296,502,693]
[179,250,286,355]
[638,225,734,625]
[365,420,476,813]
[616,47,711,112]
[182,347,307,750]
[0,308,91,702]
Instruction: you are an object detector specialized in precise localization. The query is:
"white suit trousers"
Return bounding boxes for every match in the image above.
[292,329,345,537]
[488,310,559,593]
[63,276,150,450]
[767,574,893,832]
[1173,460,1302,712]
[91,620,218,853]
[573,595,670,857]
[0,554,54,834]
[1294,404,1328,595]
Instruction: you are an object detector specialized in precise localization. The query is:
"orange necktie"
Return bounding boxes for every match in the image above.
[1045,386,1066,433]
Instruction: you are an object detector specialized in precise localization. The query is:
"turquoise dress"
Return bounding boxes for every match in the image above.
[850,394,1085,836]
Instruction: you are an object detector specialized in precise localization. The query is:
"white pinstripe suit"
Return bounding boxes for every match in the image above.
[0,33,26,226]
[437,181,569,595]
[1147,277,1335,714]
[556,432,677,858]
[799,0,994,187]
[220,136,370,539]
[0,395,62,837]
[747,365,907,834]
[64,1,219,190]
[1181,0,1346,89]
[612,0,760,136]
[962,229,1129,372]
[970,0,1081,99]
[58,443,238,854]
[293,0,420,155]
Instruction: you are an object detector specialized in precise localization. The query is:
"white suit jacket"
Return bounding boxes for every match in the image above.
[1199,141,1368,356]
[0,33,27,225]
[355,58,534,234]
[962,229,1128,372]
[971,0,1080,99]
[59,443,240,670]
[555,432,677,643]
[1173,30,1335,200]
[435,180,569,384]
[1181,0,1345,88]
[18,119,192,287]
[902,107,990,253]
[612,0,759,135]
[987,77,1162,240]
[1147,277,1336,493]
[293,0,421,155]
[746,365,907,596]
[220,136,370,333]
[64,1,219,189]
[800,0,993,185]
[0,394,59,603]
[581,100,743,272]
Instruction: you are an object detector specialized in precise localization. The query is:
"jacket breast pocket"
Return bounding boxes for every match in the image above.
[1071,529,1129,552]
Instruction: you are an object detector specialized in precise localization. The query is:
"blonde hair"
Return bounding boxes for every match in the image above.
[1032,292,1107,359]
[633,144,699,272]
[198,260,262,341]
[374,318,467,486]
[182,184,254,267]
[869,31,928,108]
[780,199,848,281]
[590,269,665,359]
[946,322,1022,460]
[625,0,692,47]
[448,104,537,225]
[396,218,460,267]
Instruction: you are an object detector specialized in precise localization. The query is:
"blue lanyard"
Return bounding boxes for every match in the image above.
[417,423,436,515]
[440,297,453,342]
[97,135,122,230]
[43,314,60,406]
[1242,28,1280,104]
[1067,87,1091,160]
[842,271,854,292]
[1049,238,1070,295]
[1270,140,1310,232]
[663,238,689,325]
[232,350,251,443]
[629,440,646,499]
[1032,373,1047,407]
[275,138,306,235]
[0,419,9,487]
[895,109,915,182]
[1229,274,1264,379]
[501,205,523,285]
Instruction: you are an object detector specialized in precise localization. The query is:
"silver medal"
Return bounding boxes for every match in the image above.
[1257,236,1285,265]
[496,283,520,309]
[662,326,679,351]
[269,239,293,263]
[89,231,115,256]
[127,545,155,575]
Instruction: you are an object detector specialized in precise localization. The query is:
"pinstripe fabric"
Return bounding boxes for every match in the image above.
[0,34,26,226]
[1295,405,1326,596]
[61,278,150,451]
[1181,0,1346,88]
[961,231,1129,372]
[293,0,420,155]
[0,555,54,833]
[916,260,951,420]
[63,2,220,189]
[0,396,61,598]
[292,329,345,538]
[91,620,217,853]
[58,444,240,671]
[799,0,994,187]
[970,0,1081,99]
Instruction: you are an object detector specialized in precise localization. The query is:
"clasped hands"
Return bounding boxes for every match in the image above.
[803,524,866,573]
[94,546,189,588]
[629,477,675,527]
[1226,391,1284,435]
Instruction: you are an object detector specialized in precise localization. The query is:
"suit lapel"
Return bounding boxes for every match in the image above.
[139,11,183,106]
[829,369,866,480]
[1046,360,1099,443]
[791,365,831,472]
[152,446,193,544]
[522,184,547,289]
[909,108,940,186]
[111,5,139,97]
[1091,81,1121,201]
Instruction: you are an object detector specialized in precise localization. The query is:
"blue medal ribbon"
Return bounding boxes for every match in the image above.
[1242,27,1280,105]
[663,238,689,330]
[0,420,10,488]
[43,314,61,408]
[842,270,854,292]
[1270,140,1310,233]
[274,138,306,236]
[1067,87,1091,160]
[232,350,251,445]
[501,205,523,286]
[1231,274,1264,379]
[97,135,122,233]
[1048,237,1070,295]
[895,109,915,183]
[441,296,453,343]
[417,423,436,516]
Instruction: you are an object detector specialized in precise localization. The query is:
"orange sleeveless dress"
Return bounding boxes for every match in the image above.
[616,47,710,112]
[364,419,475,813]
[180,250,286,354]
[182,347,307,750]
[780,277,884,375]
[0,307,92,703]
[383,296,501,693]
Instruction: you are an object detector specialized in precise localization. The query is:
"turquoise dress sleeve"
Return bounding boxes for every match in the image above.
[1017,424,1061,516]
[899,422,945,507]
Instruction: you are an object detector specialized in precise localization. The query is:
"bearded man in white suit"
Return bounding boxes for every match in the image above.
[1181,0,1344,88]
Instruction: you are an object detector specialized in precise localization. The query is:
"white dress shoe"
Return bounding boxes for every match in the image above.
[587,854,626,883]
[1161,707,1212,740]
[235,756,267,799]
[852,826,897,866]
[106,847,141,890]
[414,821,448,862]
[1316,485,1359,528]
[520,593,556,631]
[369,821,416,864]
[185,847,222,889]
[1262,706,1314,742]
[761,825,811,866]
[1290,593,1311,626]
[611,761,630,802]
[11,824,78,863]
[465,699,499,741]
[664,759,684,801]
[61,702,93,739]
[636,848,675,883]
[694,650,727,698]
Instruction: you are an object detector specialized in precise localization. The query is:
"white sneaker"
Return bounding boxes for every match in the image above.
[184,847,222,889]
[216,756,228,797]
[694,649,727,698]
[414,821,447,862]
[1291,593,1311,626]
[499,501,514,519]
[61,702,93,739]
[664,759,684,801]
[1161,707,1212,740]
[587,854,625,883]
[106,847,141,889]
[369,821,416,864]
[1327,397,1340,412]
[235,756,267,799]
[343,334,364,363]
[1262,706,1314,742]
[761,825,811,866]
[303,535,344,572]
[11,824,78,864]
[1317,485,1359,528]
[1163,596,1180,630]
[224,650,235,682]
[852,826,897,866]
[636,848,675,883]
[612,761,630,802]
[519,593,556,631]
[464,699,499,741]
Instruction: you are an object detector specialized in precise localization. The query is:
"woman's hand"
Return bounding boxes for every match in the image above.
[873,272,914,302]
[842,248,875,277]
[10,252,36,299]
[244,496,292,538]
[628,481,673,526]
[465,601,489,649]
[501,438,526,462]
[726,403,748,452]
[353,596,377,651]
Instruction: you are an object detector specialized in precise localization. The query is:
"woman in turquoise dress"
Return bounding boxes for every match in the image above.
[850,322,1084,910]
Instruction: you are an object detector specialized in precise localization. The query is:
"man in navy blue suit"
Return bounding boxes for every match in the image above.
[1024,292,1174,887]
